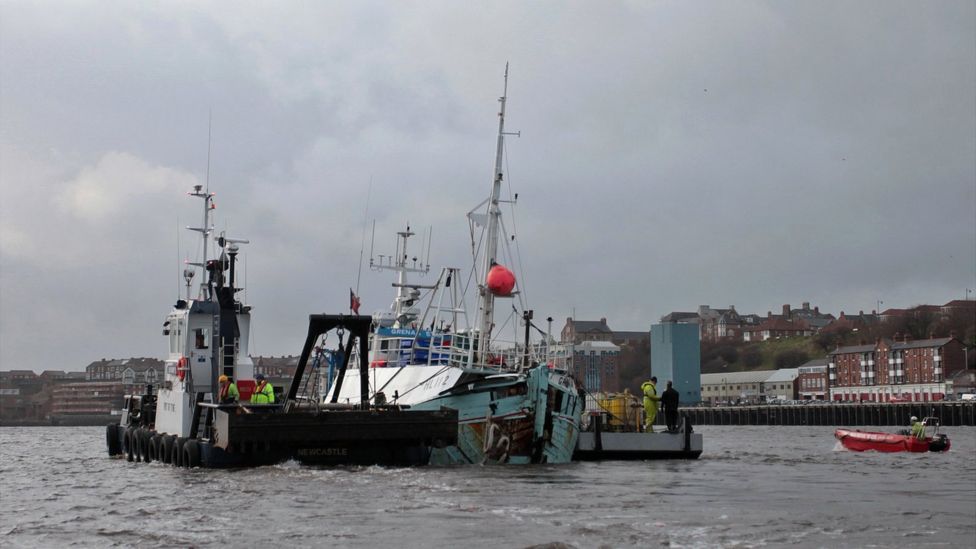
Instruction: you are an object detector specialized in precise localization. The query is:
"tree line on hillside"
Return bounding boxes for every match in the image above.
[813,309,974,355]
[699,308,975,374]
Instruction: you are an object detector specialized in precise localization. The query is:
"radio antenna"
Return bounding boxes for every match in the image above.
[205,110,212,193]
[355,178,372,295]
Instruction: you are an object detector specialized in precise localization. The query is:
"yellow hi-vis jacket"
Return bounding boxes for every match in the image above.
[641,380,660,410]
[251,381,275,404]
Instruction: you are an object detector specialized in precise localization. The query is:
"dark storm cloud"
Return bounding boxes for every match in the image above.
[1,1,973,370]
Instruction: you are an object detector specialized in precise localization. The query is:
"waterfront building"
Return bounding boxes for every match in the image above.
[763,368,799,401]
[0,370,46,422]
[572,340,621,393]
[50,382,125,417]
[797,358,829,400]
[828,335,966,402]
[651,322,701,404]
[700,371,771,404]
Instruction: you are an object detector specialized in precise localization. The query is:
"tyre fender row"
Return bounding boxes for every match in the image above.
[105,423,201,468]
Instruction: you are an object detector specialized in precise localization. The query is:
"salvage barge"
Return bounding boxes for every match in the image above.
[574,412,703,460]
[106,186,456,467]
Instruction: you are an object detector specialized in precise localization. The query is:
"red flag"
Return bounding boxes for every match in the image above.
[350,288,361,314]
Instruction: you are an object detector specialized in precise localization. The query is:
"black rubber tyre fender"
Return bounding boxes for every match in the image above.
[160,435,173,464]
[183,439,201,468]
[106,424,121,456]
[132,428,142,462]
[148,434,161,462]
[135,428,149,463]
[145,430,156,463]
[172,437,186,467]
[124,428,135,462]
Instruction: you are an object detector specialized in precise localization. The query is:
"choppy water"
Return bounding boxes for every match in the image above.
[1,426,974,548]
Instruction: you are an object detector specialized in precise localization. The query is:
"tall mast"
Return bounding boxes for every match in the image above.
[371,227,430,327]
[186,185,215,300]
[476,64,511,365]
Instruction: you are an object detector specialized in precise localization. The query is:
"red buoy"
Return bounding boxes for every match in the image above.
[486,264,516,296]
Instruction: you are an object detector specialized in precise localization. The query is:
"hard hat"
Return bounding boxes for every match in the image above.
[255,373,266,380]
[218,375,228,383]
[910,416,918,422]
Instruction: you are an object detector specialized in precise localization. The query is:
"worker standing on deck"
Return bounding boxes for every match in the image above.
[641,376,661,432]
[218,375,239,404]
[251,373,275,404]
[662,380,680,432]
[910,416,924,438]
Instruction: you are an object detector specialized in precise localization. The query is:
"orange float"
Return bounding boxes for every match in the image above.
[486,264,516,296]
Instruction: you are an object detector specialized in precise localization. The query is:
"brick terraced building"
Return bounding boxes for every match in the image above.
[828,335,966,402]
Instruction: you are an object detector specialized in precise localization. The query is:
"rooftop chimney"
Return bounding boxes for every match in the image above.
[802,302,810,310]
[783,304,791,317]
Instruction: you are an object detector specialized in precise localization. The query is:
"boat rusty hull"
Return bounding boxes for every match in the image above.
[205,407,458,467]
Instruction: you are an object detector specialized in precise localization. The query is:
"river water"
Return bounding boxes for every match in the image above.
[1,425,973,548]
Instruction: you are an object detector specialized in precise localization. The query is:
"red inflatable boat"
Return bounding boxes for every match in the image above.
[835,418,950,453]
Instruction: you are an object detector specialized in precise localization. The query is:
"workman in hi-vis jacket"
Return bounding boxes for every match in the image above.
[641,376,661,432]
[250,373,275,404]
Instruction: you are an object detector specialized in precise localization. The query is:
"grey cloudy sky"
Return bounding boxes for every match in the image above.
[1,1,974,371]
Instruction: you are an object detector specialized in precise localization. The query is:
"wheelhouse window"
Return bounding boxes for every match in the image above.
[194,328,210,349]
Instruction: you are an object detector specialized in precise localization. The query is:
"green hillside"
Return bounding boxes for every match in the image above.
[700,337,824,374]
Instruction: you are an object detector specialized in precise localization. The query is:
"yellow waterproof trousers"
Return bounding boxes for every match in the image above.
[643,400,657,430]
